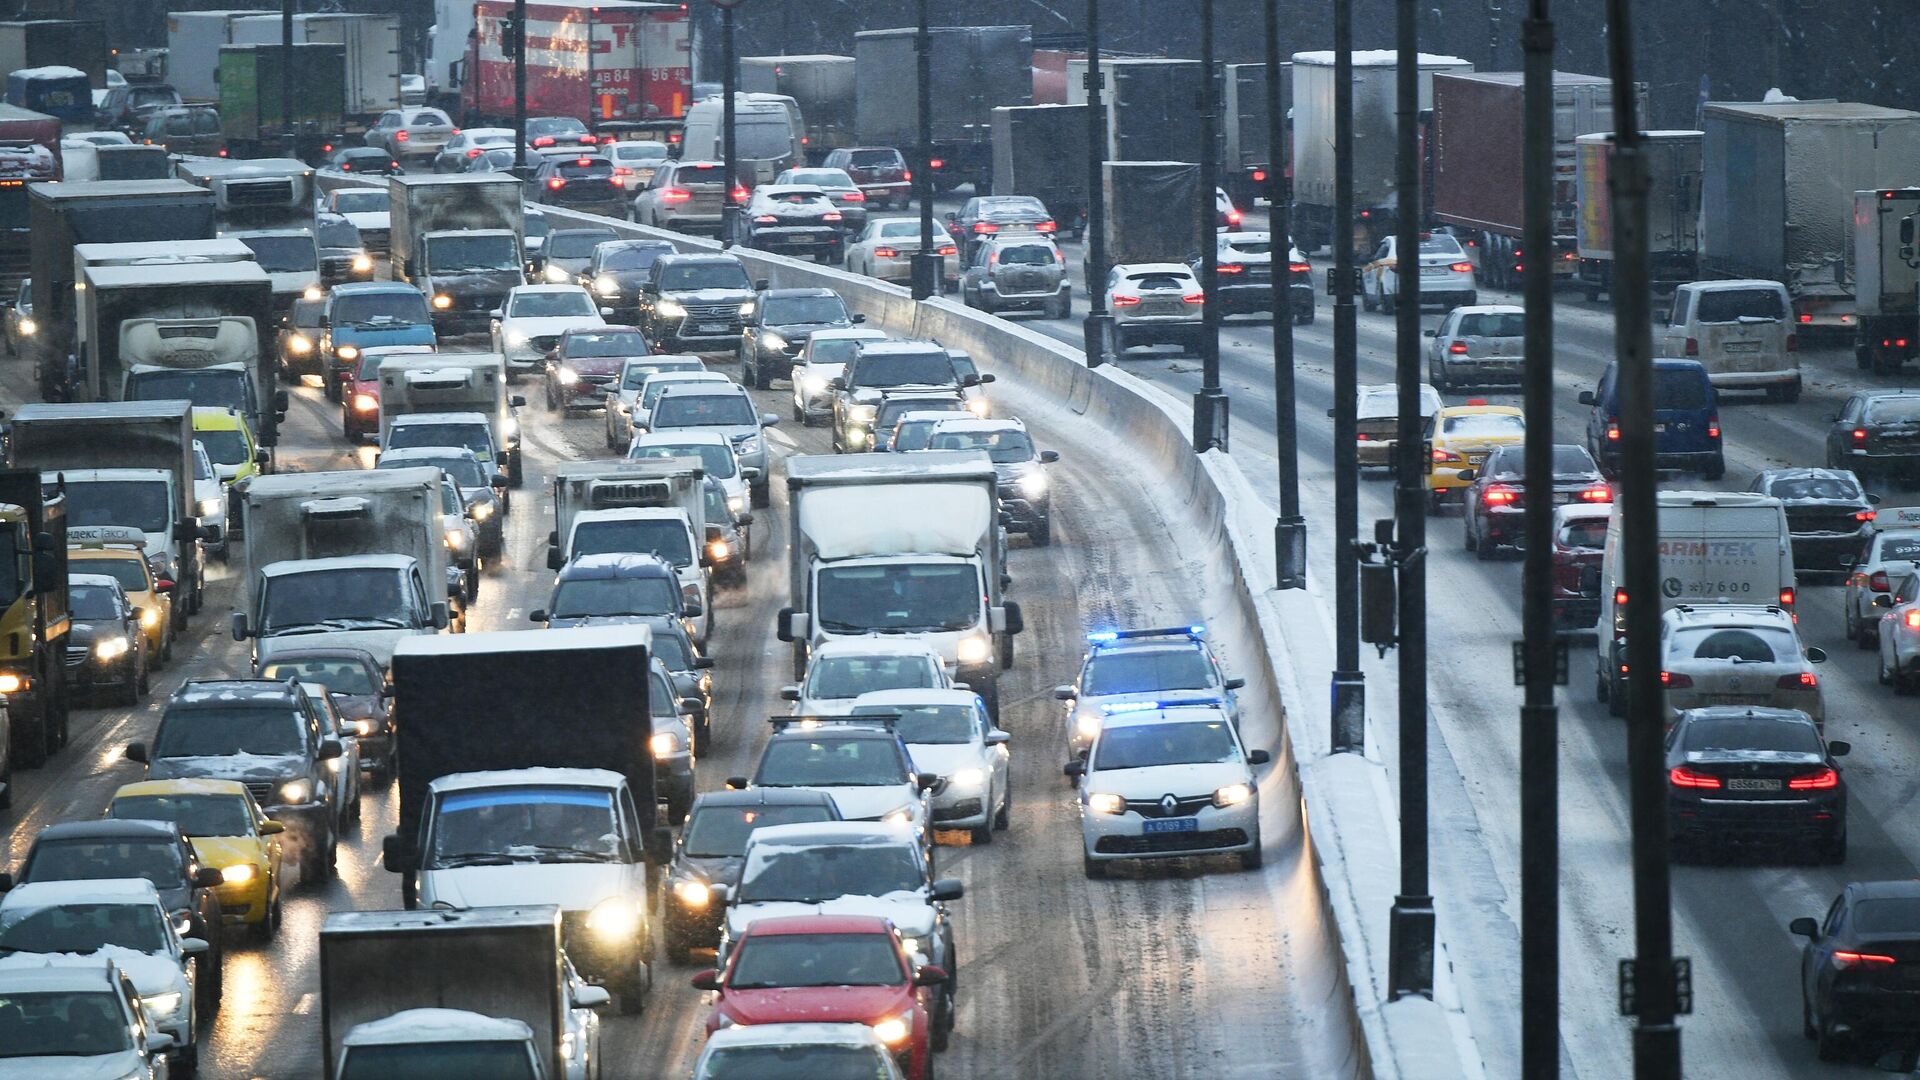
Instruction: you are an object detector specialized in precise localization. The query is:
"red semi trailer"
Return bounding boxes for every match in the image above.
[462,0,690,128]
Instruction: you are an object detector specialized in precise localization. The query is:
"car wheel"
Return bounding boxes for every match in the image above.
[1082,851,1107,879]
[971,820,993,845]
[1239,845,1264,871]
[993,782,1011,831]
[1815,1011,1848,1062]
[1431,363,1449,393]
[751,482,769,510]
[616,965,648,1016]
[117,663,141,707]
[1463,512,1478,551]
[1030,517,1052,547]
[263,889,282,940]
[1607,672,1627,718]
[1844,604,1859,642]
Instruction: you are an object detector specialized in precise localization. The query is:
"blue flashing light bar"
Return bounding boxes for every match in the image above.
[1086,624,1207,645]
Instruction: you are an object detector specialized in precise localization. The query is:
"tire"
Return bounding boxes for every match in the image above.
[616,966,648,1016]
[1702,457,1726,482]
[993,784,1010,831]
[751,355,771,391]
[1030,517,1052,547]
[261,890,282,940]
[930,994,953,1051]
[1239,846,1264,871]
[1082,851,1106,879]
[116,665,140,707]
[1431,363,1449,393]
[1382,289,1397,316]
[1361,287,1376,313]
[1803,997,1817,1041]
[1815,1012,1847,1062]
[1779,380,1802,404]
[970,822,993,845]
[508,450,524,489]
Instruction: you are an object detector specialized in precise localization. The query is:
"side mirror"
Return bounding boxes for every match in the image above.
[529,609,548,623]
[852,313,867,323]
[1039,450,1060,464]
[693,656,715,669]
[678,697,702,713]
[1577,390,1596,405]
[961,373,981,387]
[381,833,417,873]
[0,872,11,891]
[725,775,749,790]
[1225,676,1246,690]
[683,596,704,617]
[1456,469,1475,482]
[1248,749,1271,766]
[760,412,779,427]
[1423,328,1436,337]
[547,548,564,571]
[740,466,763,481]
[191,866,222,888]
[944,212,956,223]
[915,771,939,792]
[495,451,510,465]
[130,605,145,622]
[986,730,1011,745]
[199,523,224,543]
[1004,601,1024,635]
[738,511,754,526]
[254,449,270,466]
[1868,492,1883,505]
[913,964,949,986]
[1063,759,1086,779]
[260,820,285,835]
[1806,647,1827,663]
[690,969,721,992]
[125,740,149,763]
[181,936,210,955]
[827,376,846,390]
[708,882,731,903]
[929,877,964,902]
[317,737,345,761]
[273,389,290,412]
[146,1031,176,1056]
[488,308,503,319]
[574,984,611,1009]
[1789,916,1819,939]
[1872,594,1893,608]
[755,278,770,291]
[600,306,615,317]
[430,601,450,629]
[778,685,800,701]
[155,578,174,594]
[1828,740,1851,757]
[1053,685,1076,701]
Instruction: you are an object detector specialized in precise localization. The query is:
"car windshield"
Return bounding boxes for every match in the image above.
[1768,474,1861,501]
[1441,413,1525,439]
[681,804,837,857]
[261,567,411,634]
[570,520,692,566]
[331,190,386,214]
[0,901,168,956]
[1679,715,1822,754]
[804,655,938,700]
[109,793,253,838]
[235,234,316,273]
[547,231,617,259]
[729,933,903,989]
[659,262,751,291]
[75,557,147,594]
[1456,312,1524,337]
[564,330,650,358]
[1694,288,1784,323]
[387,422,491,455]
[1559,519,1608,550]
[877,399,960,430]
[317,218,360,248]
[1094,720,1242,770]
[1418,235,1465,256]
[629,441,736,477]
[196,427,249,466]
[127,369,249,413]
[259,658,377,695]
[549,575,679,618]
[599,245,671,271]
[640,377,721,410]
[153,705,303,758]
[341,1044,538,1080]
[426,234,520,273]
[510,290,596,317]
[1670,626,1799,664]
[383,454,487,489]
[622,361,702,389]
[928,428,1033,464]
[816,564,979,633]
[853,352,955,387]
[0,990,137,1058]
[764,296,846,324]
[738,117,794,158]
[63,479,169,533]
[1866,397,1920,424]
[996,244,1056,266]
[426,786,620,866]
[740,843,919,900]
[333,293,430,325]
[613,142,669,161]
[1085,647,1214,694]
[1653,369,1711,409]
[652,393,756,428]
[855,702,975,744]
[756,737,908,789]
[67,584,121,620]
[809,336,880,364]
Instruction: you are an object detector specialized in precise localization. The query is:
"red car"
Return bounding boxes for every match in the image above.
[545,326,651,413]
[694,915,944,1080]
[1551,503,1611,632]
[341,345,437,442]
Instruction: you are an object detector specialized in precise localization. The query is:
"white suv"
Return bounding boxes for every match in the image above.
[1658,603,1827,727]
[1105,263,1205,355]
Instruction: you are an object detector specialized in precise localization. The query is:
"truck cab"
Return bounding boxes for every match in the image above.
[241,553,447,669]
[120,318,270,435]
[389,174,526,337]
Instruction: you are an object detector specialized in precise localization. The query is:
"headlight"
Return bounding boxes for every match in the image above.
[444,528,468,550]
[221,863,257,884]
[650,730,682,757]
[1019,472,1049,497]
[351,253,373,274]
[735,436,760,454]
[349,719,373,737]
[672,878,711,908]
[802,375,827,394]
[707,538,731,562]
[595,275,620,296]
[93,636,129,660]
[726,493,745,514]
[656,299,686,318]
[0,672,25,694]
[852,404,878,421]
[1074,711,1101,740]
[470,501,494,521]
[16,317,34,336]
[557,366,580,386]
[846,426,868,448]
[949,767,986,789]
[302,284,324,302]
[140,608,160,629]
[1213,782,1254,808]
[335,344,360,360]
[501,416,519,439]
[966,397,991,418]
[738,301,755,317]
[585,896,643,940]
[543,263,572,283]
[870,1012,912,1046]
[286,333,312,355]
[506,331,528,348]
[1087,792,1127,815]
[352,392,378,413]
[880,806,914,827]
[432,293,453,310]
[762,331,786,351]
[142,991,183,1021]
[199,498,223,517]
[956,634,991,665]
[278,779,311,804]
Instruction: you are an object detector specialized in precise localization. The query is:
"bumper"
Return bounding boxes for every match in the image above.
[656,328,742,355]
[930,793,988,829]
[214,874,272,924]
[1551,594,1600,633]
[1668,794,1843,847]
[655,213,723,236]
[1427,465,1478,493]
[1115,318,1205,349]
[67,650,137,692]
[977,286,1064,312]
[1082,800,1260,862]
[1835,449,1920,475]
[549,196,628,217]
[1791,532,1872,576]
[1598,447,1722,474]
[1216,283,1275,315]
[1437,358,1523,386]
[1706,367,1797,390]
[1356,440,1396,468]
[1824,986,1920,1032]
[750,229,843,255]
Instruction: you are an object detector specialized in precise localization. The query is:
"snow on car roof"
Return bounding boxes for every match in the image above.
[1097,702,1235,730]
[0,879,161,911]
[389,411,491,425]
[1119,262,1197,276]
[393,623,651,659]
[849,688,980,709]
[0,963,126,993]
[926,416,1026,435]
[259,553,417,577]
[343,1008,535,1047]
[807,636,947,659]
[68,573,121,590]
[1292,50,1470,66]
[429,767,627,794]
[12,65,89,80]
[246,466,440,499]
[747,821,915,852]
[704,1021,892,1050]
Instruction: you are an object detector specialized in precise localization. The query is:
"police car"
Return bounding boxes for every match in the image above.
[1843,505,1920,648]
[1053,626,1245,760]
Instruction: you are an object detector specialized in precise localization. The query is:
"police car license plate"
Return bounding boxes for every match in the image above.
[1142,818,1198,834]
[1725,777,1781,791]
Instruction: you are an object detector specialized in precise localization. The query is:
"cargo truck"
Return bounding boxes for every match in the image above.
[0,468,68,770]
[991,104,1089,240]
[166,10,274,103]
[6,66,92,128]
[1700,101,1920,331]
[8,401,208,632]
[92,144,170,181]
[229,12,400,127]
[1850,188,1920,373]
[855,25,1032,193]
[230,466,448,669]
[459,0,690,128]
[0,103,61,295]
[777,451,1021,718]
[740,55,854,164]
[1290,50,1472,258]
[1430,71,1638,291]
[321,905,606,1080]
[0,21,106,90]
[1068,58,1222,169]
[1086,159,1202,285]
[1573,130,1702,302]
[389,173,525,337]
[1222,61,1285,208]
[375,352,526,487]
[215,42,347,161]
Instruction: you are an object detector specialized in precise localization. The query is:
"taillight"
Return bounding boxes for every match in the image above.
[1482,486,1519,506]
[1182,293,1206,305]
[731,186,749,202]
[1833,951,1897,969]
[1779,587,1796,608]
[1707,417,1720,439]
[467,147,483,158]
[547,177,565,190]
[1853,428,1869,446]
[844,191,865,201]
[824,211,843,222]
[534,136,556,147]
[575,157,592,166]
[1112,295,1141,307]
[1448,262,1473,273]
[1036,220,1058,232]
[1684,337,1698,356]
[1579,485,1612,502]
[395,129,409,142]
[936,245,956,256]
[1225,210,1243,225]
[973,222,999,233]
[1668,766,1721,789]
[322,143,334,153]
[580,134,597,144]
[1871,570,1891,592]
[1289,262,1312,273]
[1606,420,1620,441]
[1218,264,1245,275]
[1660,671,1692,688]
[902,169,912,180]
[930,158,944,169]
[1788,767,1839,790]
[613,166,632,176]
[1904,610,1920,630]
[1798,313,1813,324]
[1614,588,1629,606]
[873,246,899,258]
[1777,671,1818,690]
[753,214,777,223]
[659,187,691,203]
[1856,510,1877,522]
[1448,342,1468,354]
[1252,169,1267,182]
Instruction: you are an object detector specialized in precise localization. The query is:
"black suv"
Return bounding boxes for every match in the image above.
[582,239,678,324]
[662,788,841,963]
[531,153,628,216]
[738,287,859,390]
[127,679,346,883]
[638,253,758,356]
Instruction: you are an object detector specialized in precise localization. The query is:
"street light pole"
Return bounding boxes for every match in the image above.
[1193,0,1225,451]
[910,0,940,300]
[1265,0,1304,588]
[281,0,295,158]
[512,0,527,175]
[1082,0,1111,368]
[720,5,739,245]
[1330,0,1366,753]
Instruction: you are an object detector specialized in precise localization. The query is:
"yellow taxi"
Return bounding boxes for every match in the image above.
[191,406,263,485]
[107,778,285,937]
[69,541,172,665]
[1424,401,1526,506]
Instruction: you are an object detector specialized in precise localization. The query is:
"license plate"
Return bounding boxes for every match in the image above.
[1553,492,1572,505]
[1141,818,1198,834]
[1725,777,1781,791]
[695,323,727,334]
[1466,453,1488,465]
[1723,341,1762,353]
[1655,423,1666,433]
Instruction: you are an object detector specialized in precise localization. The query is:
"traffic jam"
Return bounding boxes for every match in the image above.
[0,3,1914,1080]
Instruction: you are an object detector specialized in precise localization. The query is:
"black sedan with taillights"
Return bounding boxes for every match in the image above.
[1665,706,1848,863]
[1749,467,1880,581]
[1791,879,1920,1062]
[1828,390,1920,482]
[1459,443,1610,558]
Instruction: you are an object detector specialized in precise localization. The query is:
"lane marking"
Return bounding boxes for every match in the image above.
[765,427,798,451]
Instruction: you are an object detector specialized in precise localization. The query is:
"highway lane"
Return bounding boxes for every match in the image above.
[1001,221,1920,1078]
[0,319,1354,1077]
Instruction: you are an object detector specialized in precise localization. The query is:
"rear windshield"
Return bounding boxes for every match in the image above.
[1653,368,1711,409]
[1418,235,1465,257]
[1766,474,1861,502]
[1679,714,1821,754]
[847,149,901,167]
[1693,288,1785,323]
[1440,413,1524,438]
[555,159,613,178]
[1456,312,1524,337]
[1126,272,1191,291]
[996,244,1056,266]
[1866,397,1920,424]
[1558,519,1608,550]
[1853,898,1920,934]
[1669,626,1798,664]
[652,393,756,428]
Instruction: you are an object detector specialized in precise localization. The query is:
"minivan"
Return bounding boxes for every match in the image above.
[679,92,803,188]
[1579,358,1724,480]
[1658,280,1799,402]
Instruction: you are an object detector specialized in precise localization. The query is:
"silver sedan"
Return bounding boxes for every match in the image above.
[845,217,960,284]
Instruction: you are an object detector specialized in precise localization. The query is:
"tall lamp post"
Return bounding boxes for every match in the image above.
[909,0,941,300]
[1265,0,1304,588]
[512,0,528,175]
[1082,0,1111,367]
[1329,0,1365,753]
[712,0,745,245]
[1192,0,1226,451]
[281,0,296,158]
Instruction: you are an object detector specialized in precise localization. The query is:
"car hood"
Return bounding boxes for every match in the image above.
[662,288,753,305]
[0,947,181,999]
[545,256,592,274]
[0,1052,152,1080]
[67,619,120,646]
[504,315,607,337]
[334,322,435,347]
[783,784,916,821]
[729,894,934,939]
[190,835,268,871]
[902,744,980,779]
[429,269,523,294]
[545,614,665,629]
[258,627,421,669]
[1091,761,1251,800]
[560,356,624,376]
[675,853,744,886]
[341,211,390,231]
[148,753,306,785]
[718,984,911,1026]
[419,862,641,913]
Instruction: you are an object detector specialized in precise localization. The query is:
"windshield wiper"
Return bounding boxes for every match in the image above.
[526,844,614,862]
[433,852,518,867]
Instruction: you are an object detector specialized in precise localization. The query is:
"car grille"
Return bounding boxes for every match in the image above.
[680,305,743,333]
[1122,795,1215,818]
[64,646,88,668]
[931,798,984,823]
[244,782,274,804]
[1096,828,1249,854]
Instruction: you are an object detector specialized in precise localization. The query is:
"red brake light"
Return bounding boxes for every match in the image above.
[753,214,777,223]
[1707,417,1720,439]
[972,222,998,234]
[1834,951,1897,968]
[1252,169,1267,182]
[391,162,400,170]
[1448,262,1473,273]
[1217,264,1245,275]
[873,246,899,258]
[1853,428,1869,446]
[1788,767,1839,790]
[1579,485,1612,503]
[902,169,911,180]
[1614,588,1629,606]
[1856,509,1877,522]
[824,211,842,222]
[395,129,408,142]
[1226,210,1243,225]
[1431,448,1454,463]
[1779,587,1796,608]
[1036,220,1057,232]
[467,147,483,158]
[1871,570,1891,592]
[450,127,461,135]
[1112,295,1141,307]
[576,157,592,166]
[1356,433,1370,441]
[1182,293,1205,305]
[660,187,691,203]
[731,186,749,202]
[580,134,597,144]
[1482,486,1518,506]
[1683,337,1699,356]
[1668,766,1721,789]
[547,177,565,190]
[533,136,555,147]
[217,148,229,157]
[613,167,632,176]
[1606,421,1621,441]
[844,191,865,202]
[1777,671,1818,690]
[1289,262,1312,273]
[938,246,956,256]
[930,158,944,169]
[1798,313,1813,324]
[321,143,334,153]
[1448,342,1468,354]
[1660,671,1692,688]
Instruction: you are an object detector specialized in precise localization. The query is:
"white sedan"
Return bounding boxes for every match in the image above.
[1875,569,1920,692]
[1845,510,1920,646]
[850,688,1011,843]
[604,355,706,450]
[1362,232,1477,313]
[780,637,951,716]
[844,217,960,284]
[489,284,611,377]
[790,328,886,425]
